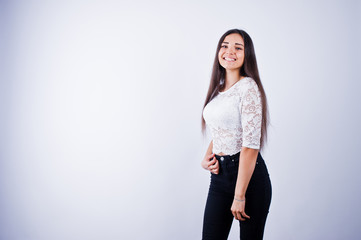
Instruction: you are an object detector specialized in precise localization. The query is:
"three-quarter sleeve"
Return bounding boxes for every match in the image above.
[239,79,262,149]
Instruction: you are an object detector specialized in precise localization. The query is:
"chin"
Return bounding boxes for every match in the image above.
[221,64,241,71]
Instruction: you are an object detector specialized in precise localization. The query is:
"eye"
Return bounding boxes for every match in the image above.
[236,47,243,50]
[221,45,227,48]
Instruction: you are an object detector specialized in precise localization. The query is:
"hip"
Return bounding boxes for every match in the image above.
[209,151,271,195]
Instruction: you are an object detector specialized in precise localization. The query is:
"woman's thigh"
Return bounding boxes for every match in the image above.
[239,155,272,240]
[202,190,234,240]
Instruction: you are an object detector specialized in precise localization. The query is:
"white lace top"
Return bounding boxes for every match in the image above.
[203,77,262,155]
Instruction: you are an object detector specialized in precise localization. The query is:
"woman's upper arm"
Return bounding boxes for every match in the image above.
[239,80,262,149]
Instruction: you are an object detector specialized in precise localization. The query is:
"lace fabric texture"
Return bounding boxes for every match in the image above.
[203,77,262,155]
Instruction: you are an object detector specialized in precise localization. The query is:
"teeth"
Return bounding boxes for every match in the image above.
[224,57,236,61]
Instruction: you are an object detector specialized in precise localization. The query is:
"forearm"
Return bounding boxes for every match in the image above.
[201,140,217,171]
[205,140,213,156]
[234,147,259,199]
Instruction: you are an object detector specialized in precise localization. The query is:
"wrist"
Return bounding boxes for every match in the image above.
[234,193,245,199]
[234,197,245,202]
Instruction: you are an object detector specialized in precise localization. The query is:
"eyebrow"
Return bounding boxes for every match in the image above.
[222,41,244,46]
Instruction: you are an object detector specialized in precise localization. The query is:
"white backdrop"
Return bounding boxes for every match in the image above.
[1,0,360,239]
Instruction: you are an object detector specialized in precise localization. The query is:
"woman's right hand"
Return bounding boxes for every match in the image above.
[201,153,219,174]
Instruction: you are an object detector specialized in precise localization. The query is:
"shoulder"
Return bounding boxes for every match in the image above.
[240,76,257,86]
[238,77,259,93]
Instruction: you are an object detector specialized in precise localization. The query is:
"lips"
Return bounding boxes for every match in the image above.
[224,57,236,62]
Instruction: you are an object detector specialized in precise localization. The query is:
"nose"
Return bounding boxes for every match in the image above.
[226,47,235,55]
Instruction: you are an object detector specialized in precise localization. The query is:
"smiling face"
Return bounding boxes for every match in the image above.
[218,33,245,71]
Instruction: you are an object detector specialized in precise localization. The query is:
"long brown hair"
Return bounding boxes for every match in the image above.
[201,29,270,151]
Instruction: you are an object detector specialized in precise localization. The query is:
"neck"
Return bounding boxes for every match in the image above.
[224,69,241,87]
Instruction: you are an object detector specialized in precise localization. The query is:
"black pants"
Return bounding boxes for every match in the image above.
[202,151,272,240]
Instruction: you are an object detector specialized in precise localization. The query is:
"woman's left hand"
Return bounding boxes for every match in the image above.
[231,199,250,221]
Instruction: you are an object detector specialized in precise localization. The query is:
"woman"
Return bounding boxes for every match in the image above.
[201,29,272,240]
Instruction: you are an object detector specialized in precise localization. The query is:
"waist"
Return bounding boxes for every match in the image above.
[214,151,264,165]
[214,151,240,162]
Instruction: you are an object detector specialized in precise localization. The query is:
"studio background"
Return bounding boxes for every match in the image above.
[1,0,360,239]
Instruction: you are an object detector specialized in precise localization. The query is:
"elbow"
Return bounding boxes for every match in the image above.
[241,146,259,154]
[240,146,259,163]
